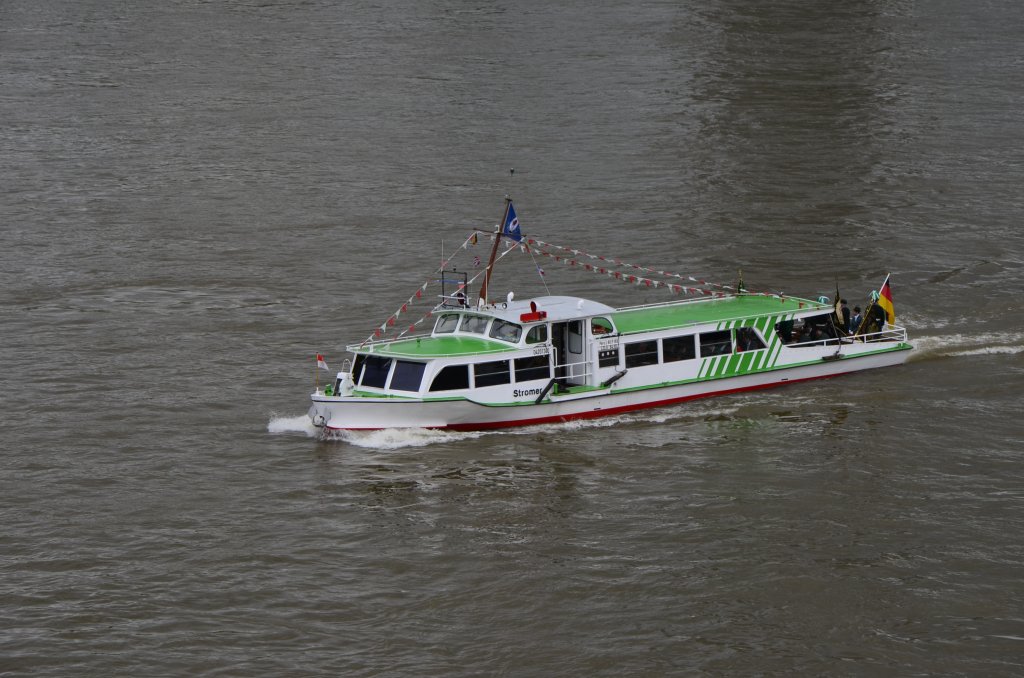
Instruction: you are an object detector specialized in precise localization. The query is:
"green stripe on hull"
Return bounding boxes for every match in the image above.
[695,311,804,379]
[738,351,756,373]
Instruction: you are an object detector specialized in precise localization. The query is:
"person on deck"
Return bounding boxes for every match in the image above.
[864,292,887,335]
[850,306,863,332]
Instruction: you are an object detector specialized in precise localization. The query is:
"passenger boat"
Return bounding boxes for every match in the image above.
[308,199,911,432]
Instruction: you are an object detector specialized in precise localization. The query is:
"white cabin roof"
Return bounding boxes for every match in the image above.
[470,295,615,323]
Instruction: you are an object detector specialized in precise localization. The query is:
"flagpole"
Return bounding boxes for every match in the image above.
[478,195,512,306]
[853,272,890,337]
[833,277,845,336]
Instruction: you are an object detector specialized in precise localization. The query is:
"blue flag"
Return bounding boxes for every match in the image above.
[502,202,523,242]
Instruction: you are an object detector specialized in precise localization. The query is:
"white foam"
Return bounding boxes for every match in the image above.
[333,427,486,449]
[948,345,1024,357]
[267,414,318,437]
[267,397,754,448]
[909,331,1024,360]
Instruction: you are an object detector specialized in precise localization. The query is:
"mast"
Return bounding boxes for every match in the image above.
[852,272,890,336]
[477,195,512,306]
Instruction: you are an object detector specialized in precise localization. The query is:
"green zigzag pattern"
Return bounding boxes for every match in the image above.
[697,314,791,380]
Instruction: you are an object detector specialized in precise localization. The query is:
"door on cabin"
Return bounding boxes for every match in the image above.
[551,320,587,386]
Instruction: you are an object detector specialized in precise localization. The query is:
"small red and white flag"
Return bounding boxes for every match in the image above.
[316,354,329,371]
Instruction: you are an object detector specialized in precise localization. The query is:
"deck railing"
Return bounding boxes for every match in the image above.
[788,325,908,349]
[552,357,593,384]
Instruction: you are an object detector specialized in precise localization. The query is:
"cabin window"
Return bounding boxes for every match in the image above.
[567,320,583,353]
[514,355,550,382]
[775,319,795,344]
[489,320,522,343]
[434,314,460,334]
[525,325,547,344]
[474,360,511,387]
[699,330,733,357]
[459,314,489,334]
[429,364,470,392]
[662,335,696,362]
[390,360,426,392]
[598,348,619,368]
[625,340,659,367]
[736,327,766,352]
[796,315,836,343]
[352,354,366,383]
[591,317,614,336]
[360,356,392,388]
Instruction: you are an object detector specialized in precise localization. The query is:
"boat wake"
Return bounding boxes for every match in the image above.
[267,414,319,438]
[326,427,488,450]
[909,331,1024,361]
[267,402,744,449]
[267,414,489,448]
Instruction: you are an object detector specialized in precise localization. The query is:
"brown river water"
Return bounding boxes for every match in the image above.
[2,0,1023,675]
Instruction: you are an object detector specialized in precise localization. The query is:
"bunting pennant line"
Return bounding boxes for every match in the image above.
[525,237,750,294]
[531,247,739,297]
[359,229,759,348]
[364,228,530,345]
[391,236,523,341]
[359,230,482,346]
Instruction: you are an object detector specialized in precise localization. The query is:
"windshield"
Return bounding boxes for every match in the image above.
[434,314,460,334]
[489,319,522,343]
[459,314,489,334]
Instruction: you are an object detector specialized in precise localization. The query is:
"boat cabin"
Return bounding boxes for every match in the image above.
[338,293,835,403]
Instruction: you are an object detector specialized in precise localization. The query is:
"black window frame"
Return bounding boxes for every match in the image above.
[352,354,366,383]
[390,360,427,392]
[429,364,470,392]
[474,360,511,388]
[360,356,393,388]
[736,327,766,352]
[699,330,733,357]
[624,340,660,368]
[514,355,550,382]
[662,335,696,362]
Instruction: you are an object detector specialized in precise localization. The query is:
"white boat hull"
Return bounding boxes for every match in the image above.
[309,345,911,431]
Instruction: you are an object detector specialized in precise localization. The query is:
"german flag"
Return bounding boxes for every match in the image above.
[877,274,895,325]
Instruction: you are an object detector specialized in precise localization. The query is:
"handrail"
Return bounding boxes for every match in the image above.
[854,325,908,343]
[788,325,908,348]
[346,332,435,352]
[552,358,593,384]
[616,292,823,313]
